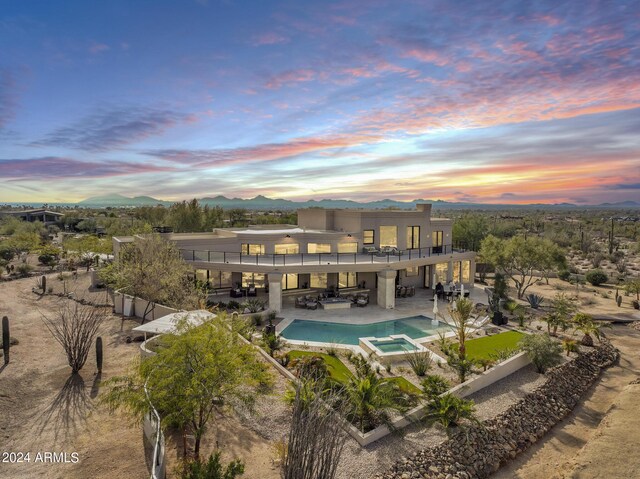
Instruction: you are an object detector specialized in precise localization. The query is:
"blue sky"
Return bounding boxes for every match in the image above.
[1,0,639,204]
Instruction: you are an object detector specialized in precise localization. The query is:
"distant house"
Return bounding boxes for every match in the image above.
[1,209,64,226]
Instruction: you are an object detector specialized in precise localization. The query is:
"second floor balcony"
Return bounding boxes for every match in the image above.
[179,244,471,267]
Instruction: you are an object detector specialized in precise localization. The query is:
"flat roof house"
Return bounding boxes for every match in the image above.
[113,204,475,312]
[0,208,64,226]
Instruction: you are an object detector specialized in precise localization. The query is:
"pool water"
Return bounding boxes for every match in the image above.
[280,315,449,345]
[369,338,418,353]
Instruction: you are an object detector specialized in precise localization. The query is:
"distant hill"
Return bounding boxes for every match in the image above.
[78,194,169,207]
[75,194,640,210]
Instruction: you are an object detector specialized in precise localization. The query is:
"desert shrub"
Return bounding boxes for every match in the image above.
[290,355,328,380]
[16,263,33,277]
[421,374,451,401]
[406,350,433,377]
[423,393,478,429]
[525,293,544,309]
[182,451,244,479]
[251,313,263,327]
[558,270,571,281]
[227,300,241,310]
[243,298,266,313]
[519,333,563,373]
[586,269,608,286]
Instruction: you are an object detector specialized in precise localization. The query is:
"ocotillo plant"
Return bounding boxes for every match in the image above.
[2,316,9,365]
[96,336,103,373]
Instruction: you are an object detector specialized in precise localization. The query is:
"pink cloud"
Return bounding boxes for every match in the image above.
[264,68,316,89]
[251,32,289,46]
[88,42,110,54]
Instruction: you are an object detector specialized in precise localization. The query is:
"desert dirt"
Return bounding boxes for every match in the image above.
[0,273,280,479]
[491,324,640,479]
[3,272,640,479]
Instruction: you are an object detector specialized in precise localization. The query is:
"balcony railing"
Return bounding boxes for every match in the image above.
[179,245,465,267]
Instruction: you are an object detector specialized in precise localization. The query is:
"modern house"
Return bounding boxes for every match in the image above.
[112,204,475,312]
[0,208,64,225]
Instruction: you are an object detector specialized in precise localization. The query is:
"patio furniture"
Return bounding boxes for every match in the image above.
[362,246,378,254]
[295,296,308,308]
[356,293,369,307]
[407,286,415,297]
[230,288,244,298]
[470,315,491,329]
[247,284,257,297]
[306,301,318,310]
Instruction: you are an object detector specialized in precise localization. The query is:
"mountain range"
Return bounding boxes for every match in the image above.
[71,194,640,210]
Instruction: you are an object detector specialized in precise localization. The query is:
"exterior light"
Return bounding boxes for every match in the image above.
[347,234,352,237]
[286,234,291,238]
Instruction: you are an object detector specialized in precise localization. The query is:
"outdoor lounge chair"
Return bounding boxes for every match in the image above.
[295,296,308,308]
[470,315,491,329]
[306,301,318,310]
[247,284,257,297]
[230,288,243,298]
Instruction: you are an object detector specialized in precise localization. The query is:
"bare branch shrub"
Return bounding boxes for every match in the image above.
[42,299,108,373]
[282,380,347,479]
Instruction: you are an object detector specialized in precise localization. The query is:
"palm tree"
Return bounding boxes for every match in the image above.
[572,313,610,347]
[447,298,476,360]
[423,393,478,431]
[549,293,578,336]
[562,338,579,356]
[342,372,409,432]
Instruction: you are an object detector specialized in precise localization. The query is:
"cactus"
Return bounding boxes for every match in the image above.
[41,275,47,294]
[617,295,622,307]
[96,336,103,373]
[2,316,9,365]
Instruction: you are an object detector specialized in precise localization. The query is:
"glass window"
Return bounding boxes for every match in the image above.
[432,231,443,253]
[407,226,420,249]
[310,273,327,288]
[453,261,461,283]
[281,273,299,290]
[275,243,299,254]
[195,269,208,282]
[207,270,233,288]
[338,242,358,253]
[242,272,265,288]
[405,266,419,277]
[461,260,471,283]
[338,272,356,288]
[308,243,331,253]
[379,226,397,248]
[363,229,374,244]
[241,243,265,255]
[435,263,448,283]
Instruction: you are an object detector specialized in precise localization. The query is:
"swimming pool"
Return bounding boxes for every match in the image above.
[280,315,449,345]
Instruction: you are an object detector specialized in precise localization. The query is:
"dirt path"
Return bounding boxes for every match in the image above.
[491,325,640,479]
[0,276,147,479]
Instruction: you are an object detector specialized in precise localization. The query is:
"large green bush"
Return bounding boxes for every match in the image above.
[585,269,608,286]
[519,333,563,373]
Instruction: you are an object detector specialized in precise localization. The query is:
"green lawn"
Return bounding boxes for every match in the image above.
[286,350,423,396]
[385,376,422,395]
[287,350,353,383]
[463,331,524,361]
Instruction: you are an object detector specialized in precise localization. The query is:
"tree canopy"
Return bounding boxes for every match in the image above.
[99,234,204,316]
[101,315,273,458]
[480,235,566,298]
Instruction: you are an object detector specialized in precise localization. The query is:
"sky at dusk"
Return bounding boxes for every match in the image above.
[1,0,639,205]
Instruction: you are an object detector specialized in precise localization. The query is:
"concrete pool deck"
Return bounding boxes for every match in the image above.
[276,285,488,332]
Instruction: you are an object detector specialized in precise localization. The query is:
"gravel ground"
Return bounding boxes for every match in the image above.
[468,363,547,421]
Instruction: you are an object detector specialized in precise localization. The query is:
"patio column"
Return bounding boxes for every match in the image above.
[447,260,454,282]
[267,272,283,313]
[377,269,396,309]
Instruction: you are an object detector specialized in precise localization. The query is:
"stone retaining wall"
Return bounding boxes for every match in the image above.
[375,341,619,479]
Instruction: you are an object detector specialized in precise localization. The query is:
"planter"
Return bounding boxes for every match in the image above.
[491,311,506,325]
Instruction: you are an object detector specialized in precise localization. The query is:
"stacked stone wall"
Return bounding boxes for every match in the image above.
[375,342,619,479]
